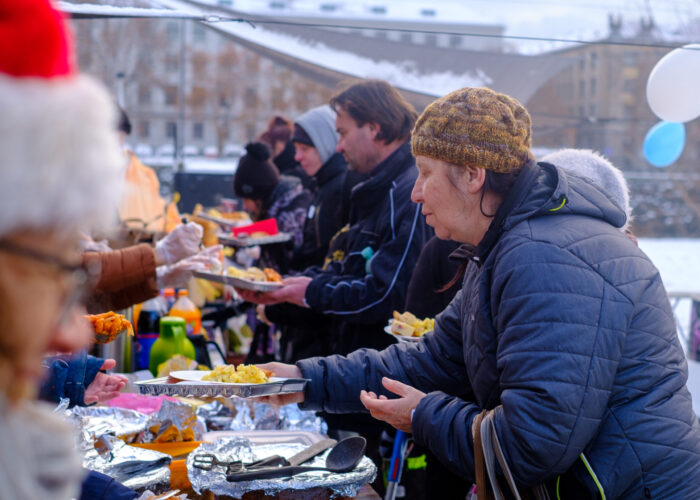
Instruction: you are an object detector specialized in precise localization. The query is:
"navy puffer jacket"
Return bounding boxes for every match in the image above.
[298,161,700,499]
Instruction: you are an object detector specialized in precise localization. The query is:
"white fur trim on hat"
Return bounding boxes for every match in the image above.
[542,148,632,230]
[0,73,125,237]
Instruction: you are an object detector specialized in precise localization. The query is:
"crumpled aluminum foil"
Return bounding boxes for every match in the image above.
[64,402,203,491]
[84,435,171,490]
[68,405,151,442]
[196,399,327,434]
[143,399,206,442]
[186,437,376,499]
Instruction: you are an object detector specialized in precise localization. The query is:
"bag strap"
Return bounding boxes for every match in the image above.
[473,410,496,500]
[481,409,551,500]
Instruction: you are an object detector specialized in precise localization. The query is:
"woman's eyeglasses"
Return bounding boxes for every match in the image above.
[0,239,101,326]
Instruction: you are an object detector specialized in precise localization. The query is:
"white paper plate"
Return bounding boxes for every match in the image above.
[170,370,286,384]
[384,323,421,343]
[193,271,283,292]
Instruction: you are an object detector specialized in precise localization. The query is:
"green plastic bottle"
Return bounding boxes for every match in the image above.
[148,316,196,376]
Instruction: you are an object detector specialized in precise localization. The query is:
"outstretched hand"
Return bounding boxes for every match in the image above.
[250,362,306,407]
[360,377,426,433]
[84,359,127,405]
[236,276,312,308]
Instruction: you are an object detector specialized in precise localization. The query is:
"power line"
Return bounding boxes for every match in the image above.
[201,16,696,51]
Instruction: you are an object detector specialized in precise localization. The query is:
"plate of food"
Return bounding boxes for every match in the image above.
[385,311,434,342]
[171,364,277,384]
[193,266,283,292]
[137,364,309,398]
[195,210,251,228]
[218,232,292,248]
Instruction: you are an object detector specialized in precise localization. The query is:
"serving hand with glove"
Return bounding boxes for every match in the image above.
[154,222,203,266]
[156,244,222,288]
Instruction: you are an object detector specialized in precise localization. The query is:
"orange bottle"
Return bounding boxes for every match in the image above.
[169,289,201,335]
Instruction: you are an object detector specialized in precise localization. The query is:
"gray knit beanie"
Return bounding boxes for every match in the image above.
[293,105,338,165]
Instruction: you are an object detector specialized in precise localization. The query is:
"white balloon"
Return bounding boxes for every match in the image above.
[646,43,700,123]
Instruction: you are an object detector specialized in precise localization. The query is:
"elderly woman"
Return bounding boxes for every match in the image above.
[262,87,700,498]
[0,0,133,497]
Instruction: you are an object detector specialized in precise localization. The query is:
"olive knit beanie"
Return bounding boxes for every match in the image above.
[411,87,532,173]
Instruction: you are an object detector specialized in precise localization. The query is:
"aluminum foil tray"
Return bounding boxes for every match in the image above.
[193,271,283,292]
[187,437,376,498]
[136,377,308,398]
[218,232,292,248]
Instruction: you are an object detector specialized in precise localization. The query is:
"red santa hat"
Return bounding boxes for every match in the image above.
[0,0,125,237]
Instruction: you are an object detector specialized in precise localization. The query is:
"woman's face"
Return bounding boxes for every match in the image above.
[242,198,264,221]
[411,156,487,245]
[0,232,91,400]
[294,142,323,177]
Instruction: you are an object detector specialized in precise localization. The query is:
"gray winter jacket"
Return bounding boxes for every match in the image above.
[298,161,700,499]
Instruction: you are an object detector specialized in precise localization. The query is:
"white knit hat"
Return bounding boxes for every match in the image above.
[0,0,125,237]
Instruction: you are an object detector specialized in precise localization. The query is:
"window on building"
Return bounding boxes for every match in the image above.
[425,34,437,46]
[165,86,177,106]
[590,51,598,70]
[590,78,596,97]
[138,86,151,105]
[579,79,585,98]
[374,30,387,40]
[166,21,179,42]
[450,35,462,48]
[420,8,436,17]
[193,122,204,139]
[320,4,337,12]
[400,32,412,44]
[193,25,206,43]
[139,121,150,138]
[166,122,176,138]
[622,52,637,66]
[165,56,178,72]
[370,6,387,14]
[579,58,585,71]
[269,1,284,8]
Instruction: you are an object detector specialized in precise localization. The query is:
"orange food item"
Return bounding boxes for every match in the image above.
[263,267,283,283]
[87,311,134,344]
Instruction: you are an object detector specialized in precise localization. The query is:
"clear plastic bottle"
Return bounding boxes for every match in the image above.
[162,288,176,310]
[169,289,202,335]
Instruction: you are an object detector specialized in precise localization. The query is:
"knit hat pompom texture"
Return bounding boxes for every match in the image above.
[233,142,280,200]
[411,87,532,173]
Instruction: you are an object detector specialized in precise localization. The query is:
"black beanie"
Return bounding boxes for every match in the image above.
[291,123,313,147]
[234,142,280,200]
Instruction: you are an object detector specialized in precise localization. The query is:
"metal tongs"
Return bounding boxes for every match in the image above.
[192,453,286,474]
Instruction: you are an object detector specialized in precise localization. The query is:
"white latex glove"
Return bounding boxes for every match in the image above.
[154,222,203,265]
[156,245,222,288]
[234,245,261,268]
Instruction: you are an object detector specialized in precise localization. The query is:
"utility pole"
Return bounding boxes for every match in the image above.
[176,19,186,170]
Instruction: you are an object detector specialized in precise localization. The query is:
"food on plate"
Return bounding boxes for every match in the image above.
[391,311,435,338]
[87,311,134,343]
[250,230,271,238]
[226,265,283,283]
[263,267,283,283]
[202,364,273,383]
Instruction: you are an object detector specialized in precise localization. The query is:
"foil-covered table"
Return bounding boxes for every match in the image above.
[187,436,377,499]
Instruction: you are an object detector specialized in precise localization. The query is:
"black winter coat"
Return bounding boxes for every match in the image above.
[292,152,348,272]
[303,142,432,355]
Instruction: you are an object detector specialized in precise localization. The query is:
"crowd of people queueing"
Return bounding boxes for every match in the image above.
[2,1,700,499]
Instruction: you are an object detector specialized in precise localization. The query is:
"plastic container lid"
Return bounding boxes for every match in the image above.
[177,289,189,297]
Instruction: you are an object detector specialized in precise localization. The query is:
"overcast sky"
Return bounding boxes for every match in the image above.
[430,0,699,51]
